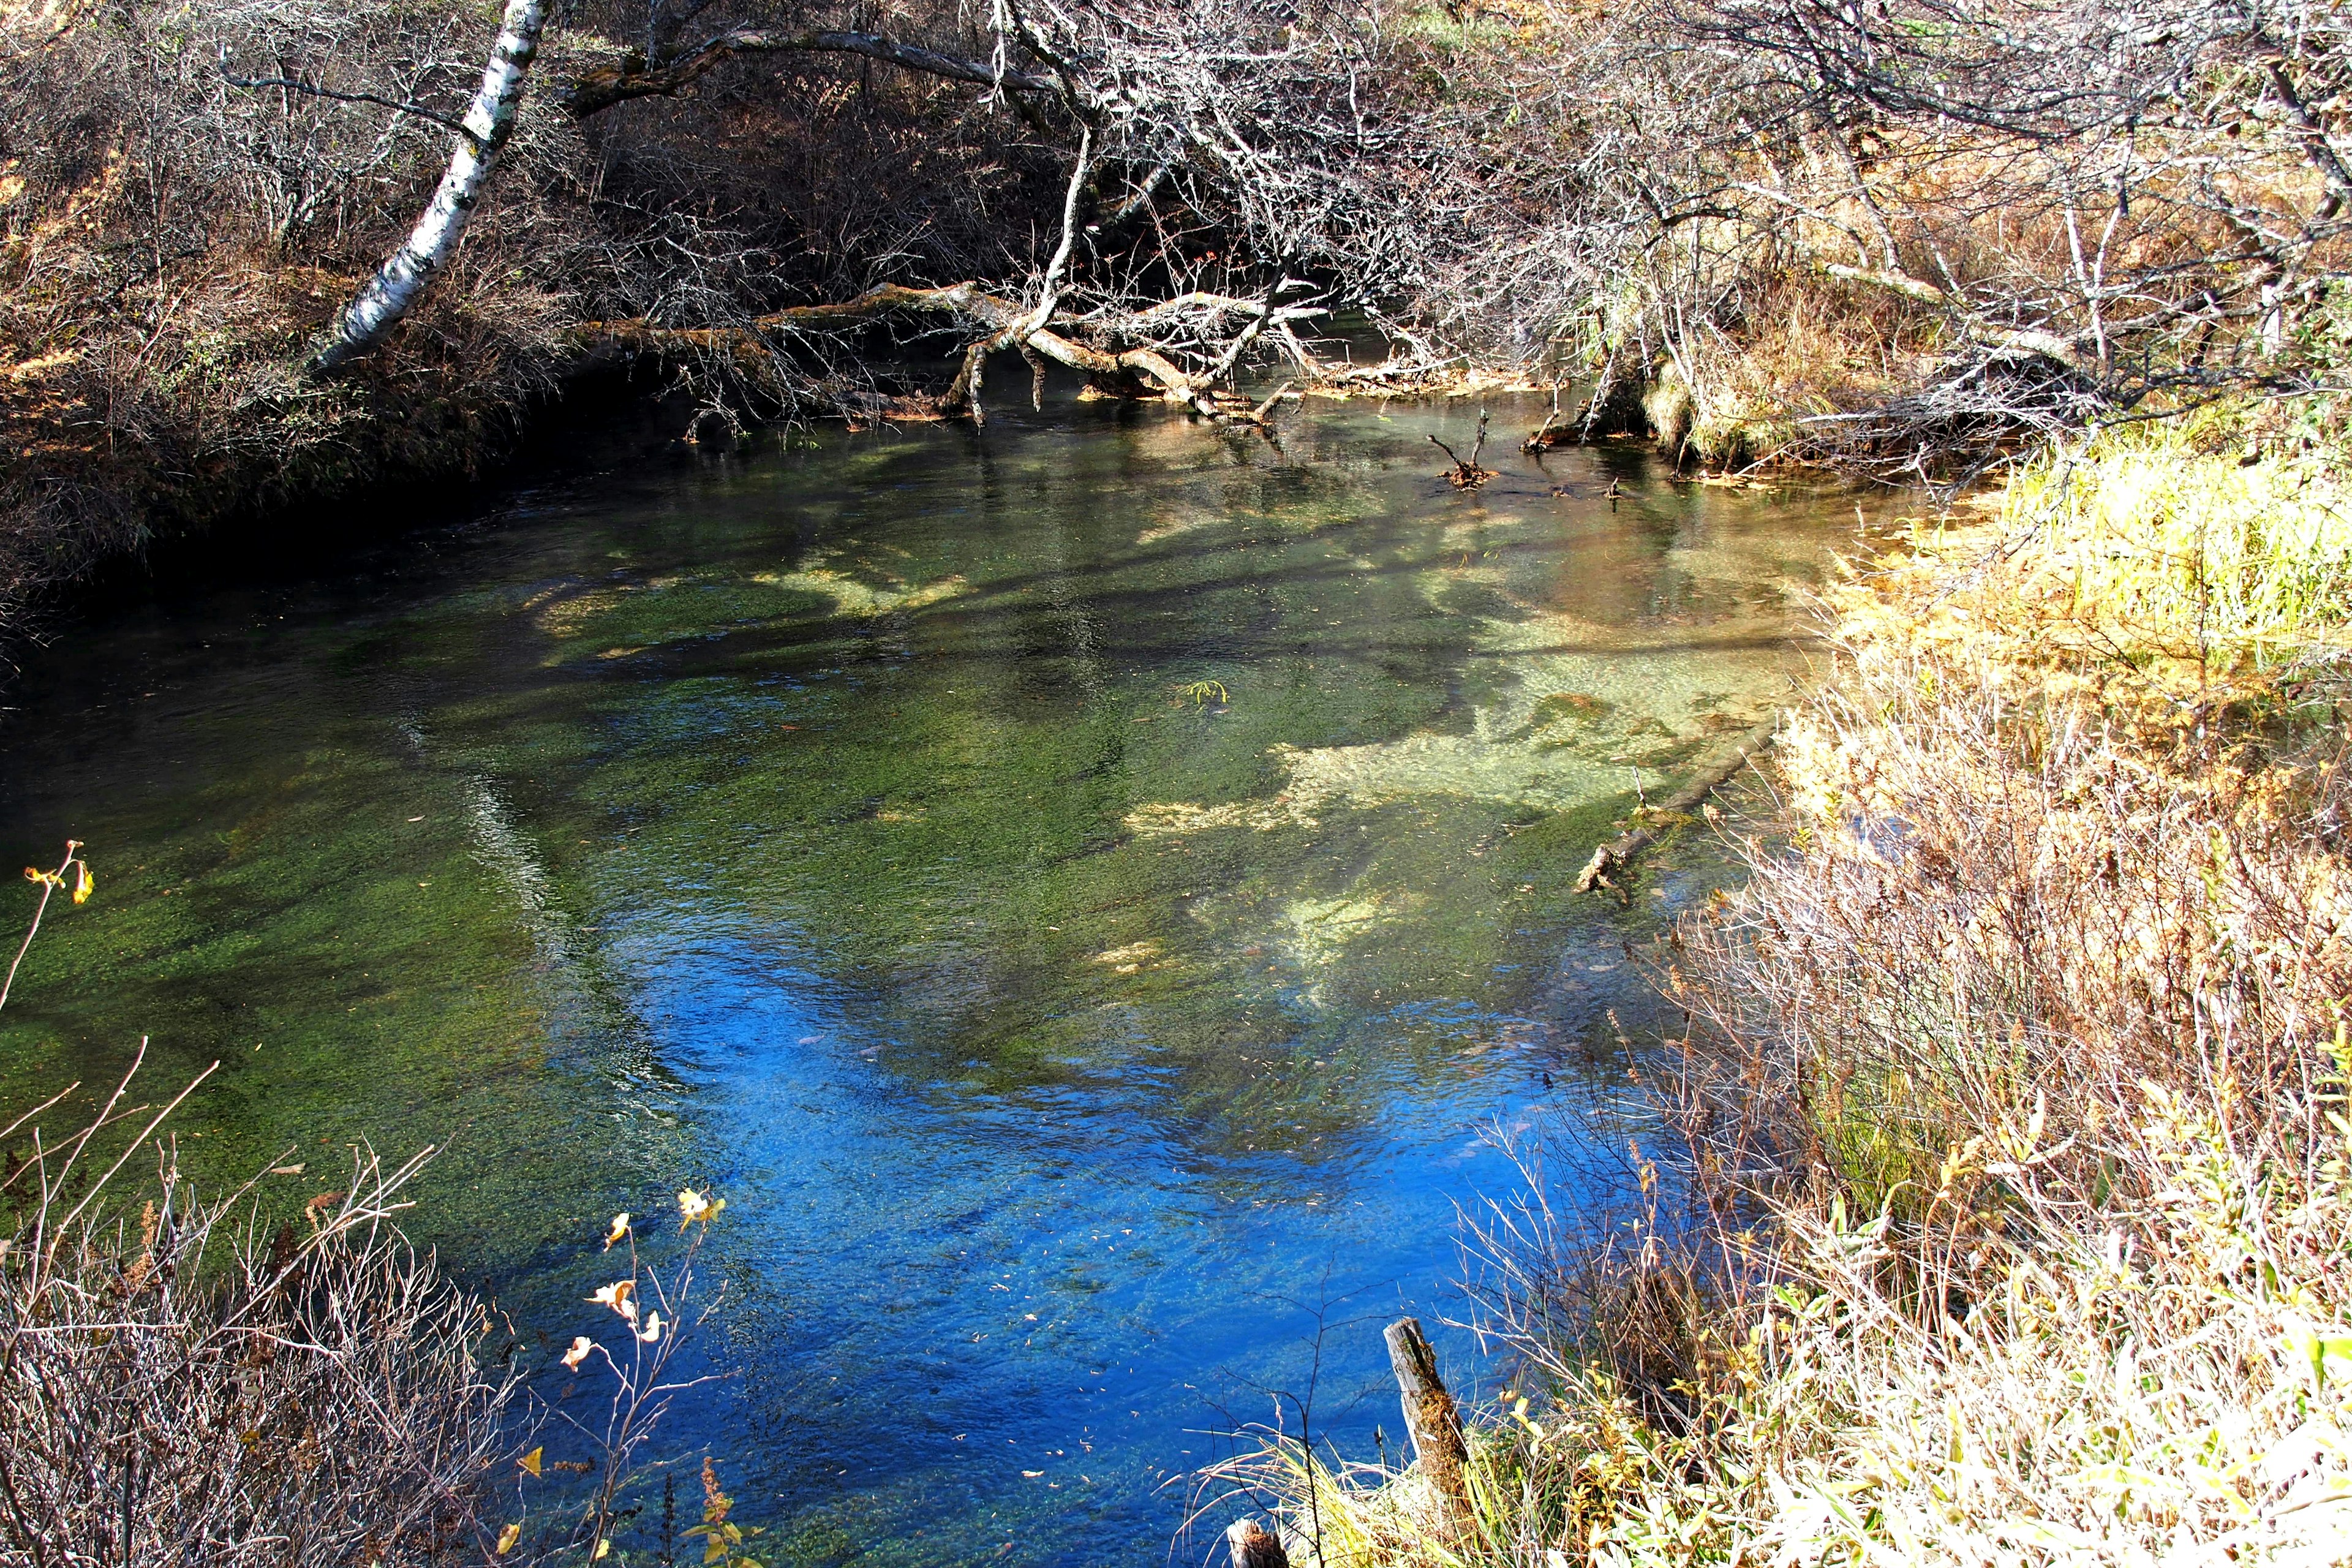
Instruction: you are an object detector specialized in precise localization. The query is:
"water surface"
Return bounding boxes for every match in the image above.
[0,398,1844,1564]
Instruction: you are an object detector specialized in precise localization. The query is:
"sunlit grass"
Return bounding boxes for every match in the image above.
[2002,412,2352,673]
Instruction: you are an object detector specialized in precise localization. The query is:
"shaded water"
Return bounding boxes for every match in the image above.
[0,398,1847,1565]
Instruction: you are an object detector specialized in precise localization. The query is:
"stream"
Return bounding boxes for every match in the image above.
[0,395,1855,1566]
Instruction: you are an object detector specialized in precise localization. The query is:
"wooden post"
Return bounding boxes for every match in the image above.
[1226,1518,1291,1568]
[1384,1316,1468,1507]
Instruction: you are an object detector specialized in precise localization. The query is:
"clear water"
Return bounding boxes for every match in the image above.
[0,397,1845,1565]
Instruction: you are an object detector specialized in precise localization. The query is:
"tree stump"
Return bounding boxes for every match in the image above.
[1383,1316,1469,1509]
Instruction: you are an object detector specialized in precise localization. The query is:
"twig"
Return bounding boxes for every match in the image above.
[219,68,481,149]
[0,844,81,1013]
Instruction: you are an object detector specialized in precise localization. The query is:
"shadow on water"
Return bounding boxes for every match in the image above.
[0,394,1868,1566]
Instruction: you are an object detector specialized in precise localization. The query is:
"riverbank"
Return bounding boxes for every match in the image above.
[1244,403,2352,1564]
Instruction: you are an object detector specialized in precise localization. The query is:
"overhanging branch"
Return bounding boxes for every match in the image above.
[562,27,1058,118]
[573,282,1283,424]
[1826,263,2086,371]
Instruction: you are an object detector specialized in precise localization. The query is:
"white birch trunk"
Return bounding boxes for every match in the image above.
[309,0,548,374]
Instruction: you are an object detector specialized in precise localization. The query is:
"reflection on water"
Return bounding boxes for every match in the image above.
[0,397,1844,1565]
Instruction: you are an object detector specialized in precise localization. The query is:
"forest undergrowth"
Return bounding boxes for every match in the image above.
[1231,405,2352,1566]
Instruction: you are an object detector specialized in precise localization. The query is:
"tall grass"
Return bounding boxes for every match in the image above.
[1237,412,2352,1566]
[1996,414,2352,676]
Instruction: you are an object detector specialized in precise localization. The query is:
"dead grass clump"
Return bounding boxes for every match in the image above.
[1633,267,1953,472]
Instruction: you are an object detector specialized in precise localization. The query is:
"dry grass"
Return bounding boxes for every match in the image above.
[1654,270,1938,471]
[1237,412,2352,1566]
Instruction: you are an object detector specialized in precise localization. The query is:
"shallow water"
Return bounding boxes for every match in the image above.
[0,397,1849,1565]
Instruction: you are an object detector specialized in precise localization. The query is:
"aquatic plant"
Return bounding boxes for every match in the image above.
[1182,678,1233,709]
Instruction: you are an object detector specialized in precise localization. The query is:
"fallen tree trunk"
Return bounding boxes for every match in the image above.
[573,282,1285,424]
[1825,264,2085,372]
[1575,714,1780,894]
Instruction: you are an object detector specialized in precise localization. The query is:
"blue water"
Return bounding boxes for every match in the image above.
[0,396,1837,1564]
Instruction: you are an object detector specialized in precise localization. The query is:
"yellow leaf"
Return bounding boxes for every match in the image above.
[595,1540,612,1561]
[518,1446,543,1477]
[72,863,91,904]
[587,1280,636,1317]
[496,1523,522,1556]
[603,1212,631,1250]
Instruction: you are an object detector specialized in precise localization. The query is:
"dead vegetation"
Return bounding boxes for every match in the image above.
[0,1055,515,1565]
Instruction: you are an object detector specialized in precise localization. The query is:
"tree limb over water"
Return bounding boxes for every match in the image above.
[560,26,1057,118]
[575,281,1322,424]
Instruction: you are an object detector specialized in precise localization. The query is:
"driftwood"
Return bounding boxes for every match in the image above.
[1226,1518,1291,1568]
[1383,1317,1468,1508]
[1575,714,1780,894]
[574,282,1290,426]
[1523,409,1570,453]
[1428,412,1496,488]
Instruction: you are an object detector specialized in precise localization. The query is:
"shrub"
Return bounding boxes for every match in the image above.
[0,1066,513,1565]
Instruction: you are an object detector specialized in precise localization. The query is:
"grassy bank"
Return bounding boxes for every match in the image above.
[1241,407,2352,1564]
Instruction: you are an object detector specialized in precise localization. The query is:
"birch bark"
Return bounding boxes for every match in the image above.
[309,0,547,374]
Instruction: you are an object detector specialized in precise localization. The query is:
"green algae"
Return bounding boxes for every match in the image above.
[0,397,1852,1567]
